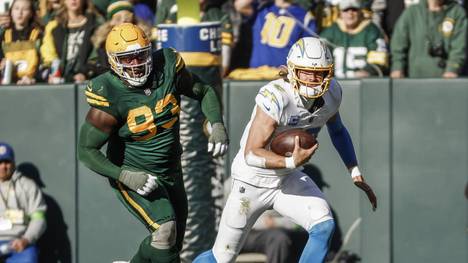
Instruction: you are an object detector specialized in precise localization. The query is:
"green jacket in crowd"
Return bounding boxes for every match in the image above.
[391,0,467,77]
[320,18,388,78]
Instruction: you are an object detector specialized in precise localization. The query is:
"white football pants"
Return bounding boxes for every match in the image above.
[212,170,333,263]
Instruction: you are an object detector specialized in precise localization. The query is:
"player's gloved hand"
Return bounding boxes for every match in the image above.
[208,122,229,157]
[352,175,377,211]
[119,169,158,196]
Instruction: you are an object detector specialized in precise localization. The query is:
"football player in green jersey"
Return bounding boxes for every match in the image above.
[77,23,228,263]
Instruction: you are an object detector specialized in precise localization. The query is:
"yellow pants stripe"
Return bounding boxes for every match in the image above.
[117,183,160,230]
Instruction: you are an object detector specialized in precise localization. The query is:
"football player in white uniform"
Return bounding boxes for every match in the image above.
[194,37,377,263]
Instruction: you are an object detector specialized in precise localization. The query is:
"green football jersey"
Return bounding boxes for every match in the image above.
[85,48,188,175]
[320,19,388,78]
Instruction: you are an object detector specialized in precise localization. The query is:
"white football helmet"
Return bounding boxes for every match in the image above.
[286,37,334,99]
[106,23,152,87]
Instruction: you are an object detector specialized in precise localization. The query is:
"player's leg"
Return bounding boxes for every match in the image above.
[194,179,271,263]
[273,171,334,263]
[163,168,188,253]
[111,176,180,263]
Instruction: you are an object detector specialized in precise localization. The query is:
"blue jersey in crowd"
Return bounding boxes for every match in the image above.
[249,3,317,68]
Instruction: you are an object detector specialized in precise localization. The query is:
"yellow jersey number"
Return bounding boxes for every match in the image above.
[260,13,296,48]
[127,94,181,141]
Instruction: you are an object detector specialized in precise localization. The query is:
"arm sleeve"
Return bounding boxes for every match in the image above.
[390,10,410,72]
[445,10,467,73]
[326,113,358,169]
[177,67,224,124]
[22,181,47,243]
[77,121,121,180]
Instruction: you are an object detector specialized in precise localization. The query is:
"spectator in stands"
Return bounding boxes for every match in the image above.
[90,0,111,16]
[0,142,47,263]
[40,0,102,84]
[129,0,154,25]
[227,0,317,80]
[313,0,385,32]
[90,0,151,74]
[320,0,388,78]
[40,0,62,24]
[237,0,316,69]
[312,0,340,32]
[390,0,467,78]
[0,0,43,85]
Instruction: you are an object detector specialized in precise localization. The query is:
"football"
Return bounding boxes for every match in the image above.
[270,128,317,157]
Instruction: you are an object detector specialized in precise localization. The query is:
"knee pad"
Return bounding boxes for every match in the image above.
[151,221,177,249]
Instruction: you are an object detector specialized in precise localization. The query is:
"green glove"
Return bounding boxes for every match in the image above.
[119,170,158,196]
[207,123,229,157]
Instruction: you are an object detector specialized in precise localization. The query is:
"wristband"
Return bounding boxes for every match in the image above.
[285,156,296,169]
[350,166,361,178]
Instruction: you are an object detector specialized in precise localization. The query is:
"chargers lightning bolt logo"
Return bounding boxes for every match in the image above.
[260,89,280,113]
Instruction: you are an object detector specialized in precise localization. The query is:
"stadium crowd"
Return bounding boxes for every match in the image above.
[0,0,466,85]
[1,0,466,262]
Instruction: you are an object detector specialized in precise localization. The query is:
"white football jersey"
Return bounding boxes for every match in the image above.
[231,78,342,188]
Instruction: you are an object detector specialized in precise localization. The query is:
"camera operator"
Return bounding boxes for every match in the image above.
[390,0,467,78]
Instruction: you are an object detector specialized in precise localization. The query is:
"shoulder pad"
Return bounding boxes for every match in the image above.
[85,77,110,108]
[161,48,185,73]
[255,80,289,122]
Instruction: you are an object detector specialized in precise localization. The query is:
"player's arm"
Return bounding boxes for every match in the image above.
[176,65,228,157]
[326,112,377,210]
[78,108,121,179]
[326,112,358,170]
[77,108,157,196]
[178,68,223,124]
[244,106,317,170]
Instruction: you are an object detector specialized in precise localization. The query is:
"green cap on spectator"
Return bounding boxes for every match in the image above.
[106,0,134,20]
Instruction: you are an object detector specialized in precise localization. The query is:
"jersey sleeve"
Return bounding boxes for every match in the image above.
[255,83,288,123]
[84,78,117,117]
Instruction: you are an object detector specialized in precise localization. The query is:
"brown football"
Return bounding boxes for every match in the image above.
[270,128,317,157]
